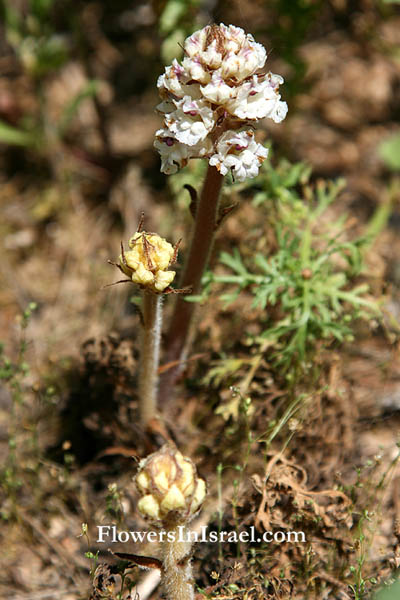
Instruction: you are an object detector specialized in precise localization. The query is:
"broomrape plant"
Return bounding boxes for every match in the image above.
[154,23,288,378]
[109,216,188,427]
[135,444,206,600]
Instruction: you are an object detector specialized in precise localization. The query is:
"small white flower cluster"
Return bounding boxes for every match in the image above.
[154,23,287,181]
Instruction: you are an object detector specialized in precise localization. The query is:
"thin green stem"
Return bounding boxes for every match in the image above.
[162,165,224,396]
[139,291,163,426]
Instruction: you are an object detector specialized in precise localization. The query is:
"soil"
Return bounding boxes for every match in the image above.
[1,1,400,599]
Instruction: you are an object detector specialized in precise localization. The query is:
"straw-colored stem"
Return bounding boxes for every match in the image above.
[161,524,194,600]
[163,165,223,386]
[139,291,162,426]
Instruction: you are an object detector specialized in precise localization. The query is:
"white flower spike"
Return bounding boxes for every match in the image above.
[154,23,287,180]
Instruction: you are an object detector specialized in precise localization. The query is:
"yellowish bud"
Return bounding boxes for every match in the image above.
[151,452,178,493]
[137,494,161,520]
[154,469,173,494]
[136,471,150,493]
[128,232,174,270]
[135,444,206,524]
[131,262,154,287]
[191,478,206,513]
[123,249,139,271]
[161,484,186,511]
[119,231,176,293]
[175,453,196,497]
[154,270,176,292]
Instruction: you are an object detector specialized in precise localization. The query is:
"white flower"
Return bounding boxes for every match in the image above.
[154,23,287,180]
[223,24,246,52]
[154,128,212,174]
[220,42,266,81]
[157,59,203,100]
[200,71,235,104]
[182,56,211,85]
[226,73,288,121]
[270,99,288,123]
[201,39,223,69]
[135,445,206,524]
[209,130,269,182]
[157,59,186,97]
[154,129,191,174]
[184,27,209,59]
[183,23,266,81]
[156,100,175,115]
[165,96,215,146]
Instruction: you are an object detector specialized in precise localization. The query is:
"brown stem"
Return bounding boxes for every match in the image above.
[162,165,224,394]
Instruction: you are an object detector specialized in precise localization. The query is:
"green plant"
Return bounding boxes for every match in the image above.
[192,160,379,378]
[105,483,125,527]
[0,1,101,159]
[263,0,322,98]
[81,523,99,579]
[158,0,202,65]
[348,509,378,599]
[375,578,400,599]
[347,445,400,599]
[2,0,68,79]
[379,133,400,171]
[0,302,37,519]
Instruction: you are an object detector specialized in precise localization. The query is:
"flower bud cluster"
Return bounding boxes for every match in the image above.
[154,23,287,181]
[119,232,176,293]
[135,445,206,525]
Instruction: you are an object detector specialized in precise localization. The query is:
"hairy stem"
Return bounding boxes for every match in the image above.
[162,524,194,600]
[163,165,224,382]
[139,291,163,426]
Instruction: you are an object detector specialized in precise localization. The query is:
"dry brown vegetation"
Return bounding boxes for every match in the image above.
[1,1,400,599]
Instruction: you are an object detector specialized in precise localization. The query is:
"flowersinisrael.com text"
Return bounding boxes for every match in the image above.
[97,525,306,544]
